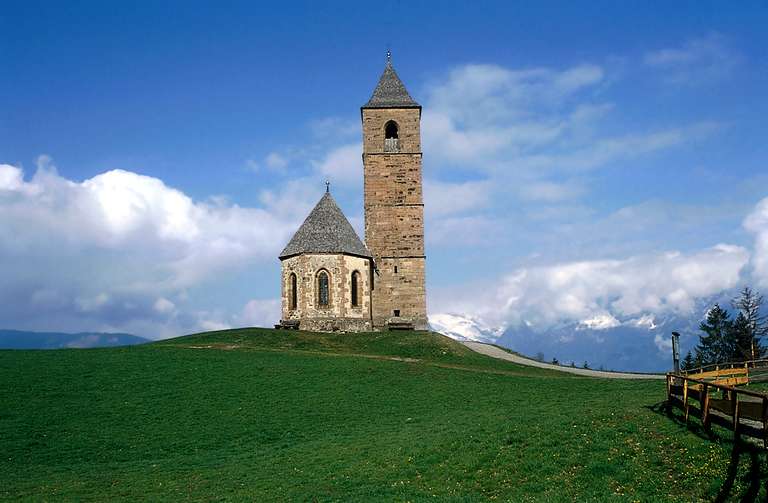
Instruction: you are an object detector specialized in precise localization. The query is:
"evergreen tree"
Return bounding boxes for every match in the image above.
[696,303,732,365]
[681,351,695,371]
[731,287,767,359]
[729,312,753,362]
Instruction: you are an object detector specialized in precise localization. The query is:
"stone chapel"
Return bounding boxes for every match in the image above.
[277,54,427,332]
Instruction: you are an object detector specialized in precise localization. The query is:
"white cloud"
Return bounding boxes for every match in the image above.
[426,64,603,125]
[246,152,289,173]
[430,244,749,331]
[309,117,358,139]
[427,215,500,247]
[744,196,768,287]
[421,63,604,166]
[0,157,297,337]
[0,164,26,191]
[519,180,585,202]
[420,60,718,207]
[245,159,260,172]
[515,122,720,174]
[312,143,362,187]
[198,319,231,332]
[578,313,621,331]
[654,334,673,354]
[239,298,281,327]
[644,33,741,85]
[265,152,288,170]
[430,175,768,357]
[481,244,749,329]
[424,179,491,217]
[154,297,176,315]
[76,293,110,313]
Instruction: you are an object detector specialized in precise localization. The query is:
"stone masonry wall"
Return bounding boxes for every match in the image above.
[362,108,421,154]
[371,257,427,329]
[362,107,427,330]
[280,253,372,332]
[365,205,424,257]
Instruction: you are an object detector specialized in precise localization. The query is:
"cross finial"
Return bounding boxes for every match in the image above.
[325,180,330,193]
[386,49,391,63]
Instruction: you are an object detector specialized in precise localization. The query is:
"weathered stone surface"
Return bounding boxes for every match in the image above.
[362,105,427,330]
[371,257,427,329]
[362,109,421,154]
[363,154,423,205]
[280,253,373,332]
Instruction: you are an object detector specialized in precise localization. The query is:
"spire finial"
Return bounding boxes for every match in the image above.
[325,180,330,193]
[386,48,391,64]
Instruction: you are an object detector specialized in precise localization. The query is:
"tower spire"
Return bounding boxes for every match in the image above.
[362,51,420,109]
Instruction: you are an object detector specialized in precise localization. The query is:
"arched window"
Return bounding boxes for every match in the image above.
[385,120,399,139]
[317,270,330,307]
[289,273,297,310]
[384,121,399,152]
[351,271,361,307]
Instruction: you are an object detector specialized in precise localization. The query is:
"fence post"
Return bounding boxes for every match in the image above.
[684,379,690,423]
[702,383,710,431]
[732,391,740,441]
[763,397,768,449]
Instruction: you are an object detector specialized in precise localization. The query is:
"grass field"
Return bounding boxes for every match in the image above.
[1,328,766,501]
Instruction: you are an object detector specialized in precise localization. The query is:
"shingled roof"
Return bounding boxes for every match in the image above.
[279,191,371,259]
[362,58,420,109]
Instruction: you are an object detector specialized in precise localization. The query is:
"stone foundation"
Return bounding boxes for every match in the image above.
[289,317,372,333]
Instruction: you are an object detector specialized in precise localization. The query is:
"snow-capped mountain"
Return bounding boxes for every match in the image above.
[428,313,504,343]
[430,290,736,373]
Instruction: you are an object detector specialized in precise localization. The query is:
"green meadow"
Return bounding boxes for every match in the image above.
[1,329,765,501]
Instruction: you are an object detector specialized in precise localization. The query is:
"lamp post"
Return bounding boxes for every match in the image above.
[672,331,681,374]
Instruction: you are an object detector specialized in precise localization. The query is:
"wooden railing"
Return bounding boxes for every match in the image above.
[666,373,768,448]
[683,359,768,377]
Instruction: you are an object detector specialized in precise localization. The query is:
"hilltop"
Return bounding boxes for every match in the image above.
[0,328,763,501]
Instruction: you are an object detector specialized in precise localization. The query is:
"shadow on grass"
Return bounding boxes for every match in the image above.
[646,401,767,502]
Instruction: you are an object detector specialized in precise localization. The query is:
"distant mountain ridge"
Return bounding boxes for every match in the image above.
[0,330,149,349]
[430,291,738,373]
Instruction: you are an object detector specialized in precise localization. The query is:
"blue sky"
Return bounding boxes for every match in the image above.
[2,1,768,356]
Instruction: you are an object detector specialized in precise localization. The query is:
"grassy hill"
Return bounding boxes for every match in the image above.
[0,328,764,501]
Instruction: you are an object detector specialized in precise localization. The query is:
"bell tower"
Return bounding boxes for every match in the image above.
[361,52,427,330]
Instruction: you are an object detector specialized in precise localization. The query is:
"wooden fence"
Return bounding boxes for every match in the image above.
[666,373,768,448]
[683,359,768,379]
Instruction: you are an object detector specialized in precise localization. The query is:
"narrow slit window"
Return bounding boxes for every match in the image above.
[317,271,329,307]
[289,273,298,310]
[351,271,360,307]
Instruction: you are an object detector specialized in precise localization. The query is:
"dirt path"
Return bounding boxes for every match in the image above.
[462,341,664,379]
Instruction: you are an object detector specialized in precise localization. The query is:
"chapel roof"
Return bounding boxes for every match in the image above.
[362,53,420,109]
[279,190,372,260]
